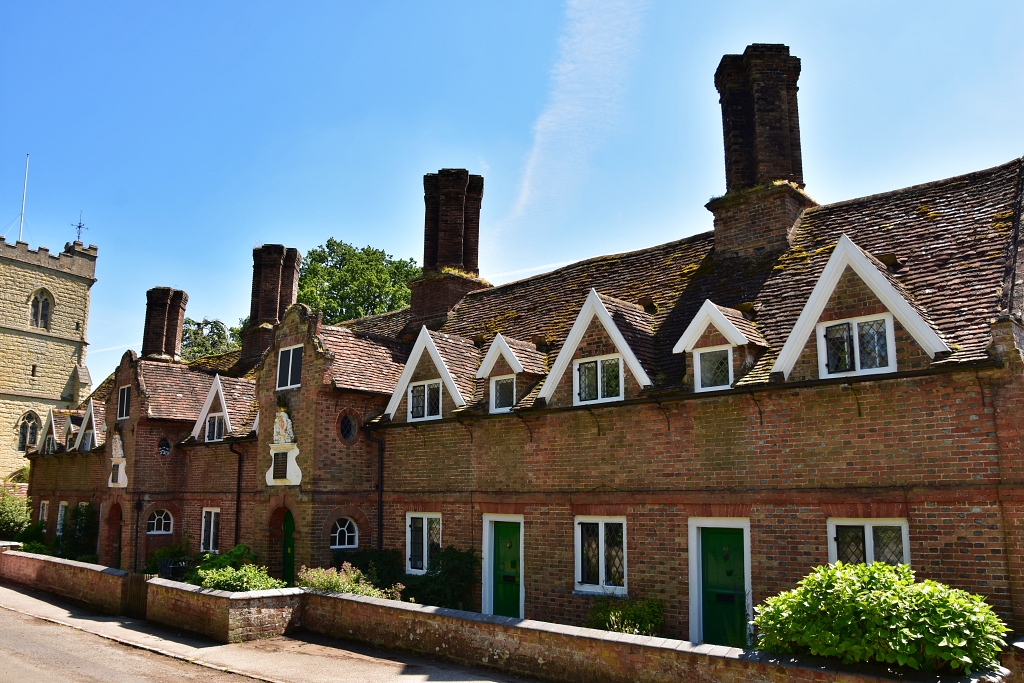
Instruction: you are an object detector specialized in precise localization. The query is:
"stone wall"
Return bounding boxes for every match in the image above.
[0,550,126,615]
[146,578,303,643]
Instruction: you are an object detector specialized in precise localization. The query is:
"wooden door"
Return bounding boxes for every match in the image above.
[492,521,520,618]
[700,527,746,647]
[282,510,295,586]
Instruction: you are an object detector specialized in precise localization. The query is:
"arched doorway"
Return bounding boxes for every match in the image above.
[282,510,295,585]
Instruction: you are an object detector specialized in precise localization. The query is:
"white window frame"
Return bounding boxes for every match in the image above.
[38,500,49,525]
[44,435,56,454]
[146,509,173,535]
[573,516,628,596]
[276,345,303,390]
[826,518,910,566]
[687,517,752,645]
[481,513,525,618]
[405,512,442,575]
[330,517,359,550]
[201,507,221,554]
[117,385,131,420]
[694,344,734,392]
[490,374,516,414]
[816,313,897,379]
[407,379,443,422]
[81,431,94,452]
[572,352,624,406]
[56,501,68,537]
[205,413,225,442]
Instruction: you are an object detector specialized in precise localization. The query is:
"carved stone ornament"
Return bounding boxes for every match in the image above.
[112,433,124,459]
[273,408,294,445]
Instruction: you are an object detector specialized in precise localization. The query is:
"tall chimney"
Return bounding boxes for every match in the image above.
[142,287,189,361]
[409,169,489,329]
[707,44,816,256]
[241,244,302,362]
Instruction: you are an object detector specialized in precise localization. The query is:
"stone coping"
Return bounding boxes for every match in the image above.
[3,550,127,577]
[147,576,304,600]
[0,541,21,548]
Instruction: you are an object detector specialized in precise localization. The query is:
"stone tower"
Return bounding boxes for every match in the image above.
[0,237,97,476]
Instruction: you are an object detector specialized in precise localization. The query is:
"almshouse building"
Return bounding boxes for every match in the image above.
[27,44,1024,646]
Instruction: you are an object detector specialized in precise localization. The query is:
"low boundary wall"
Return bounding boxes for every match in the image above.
[0,550,127,615]
[146,578,303,643]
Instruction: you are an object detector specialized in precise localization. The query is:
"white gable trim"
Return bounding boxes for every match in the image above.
[475,333,525,378]
[672,299,750,353]
[72,399,96,450]
[39,408,56,446]
[537,289,652,402]
[191,374,234,439]
[385,326,467,419]
[771,234,950,378]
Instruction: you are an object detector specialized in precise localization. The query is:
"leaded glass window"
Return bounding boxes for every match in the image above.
[575,355,623,404]
[409,381,441,421]
[835,525,866,564]
[576,518,627,594]
[820,317,893,377]
[578,361,598,402]
[410,384,425,419]
[872,525,904,566]
[427,383,440,416]
[697,349,731,390]
[601,358,620,398]
[830,519,908,566]
[407,514,441,573]
[825,322,853,374]
[493,376,516,411]
[858,319,888,369]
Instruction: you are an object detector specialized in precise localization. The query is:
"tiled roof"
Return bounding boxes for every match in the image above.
[429,331,481,403]
[138,361,217,421]
[321,326,410,395]
[187,348,257,379]
[503,336,548,375]
[82,373,115,409]
[219,375,257,433]
[91,402,107,447]
[343,158,1023,396]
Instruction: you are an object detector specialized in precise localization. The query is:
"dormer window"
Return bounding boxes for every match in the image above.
[694,346,733,392]
[490,375,516,414]
[817,314,895,378]
[117,386,131,420]
[408,380,442,421]
[277,345,303,390]
[80,431,94,452]
[44,435,56,454]
[205,414,225,442]
[65,435,74,450]
[573,354,622,405]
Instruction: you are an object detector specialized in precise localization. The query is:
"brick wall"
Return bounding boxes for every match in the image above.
[146,578,303,643]
[0,550,126,614]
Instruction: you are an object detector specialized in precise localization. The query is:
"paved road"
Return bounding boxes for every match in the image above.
[0,583,537,683]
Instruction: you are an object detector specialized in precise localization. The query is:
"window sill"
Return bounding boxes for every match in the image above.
[572,589,628,598]
[572,396,624,407]
[694,384,730,393]
[408,415,443,423]
[820,366,896,380]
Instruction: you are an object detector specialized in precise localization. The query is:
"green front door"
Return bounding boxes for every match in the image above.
[700,527,746,647]
[492,521,521,618]
[282,510,295,586]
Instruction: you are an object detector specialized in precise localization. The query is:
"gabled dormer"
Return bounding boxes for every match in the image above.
[673,300,767,392]
[475,333,547,414]
[385,326,476,422]
[192,374,233,443]
[536,289,653,408]
[61,413,82,451]
[72,399,104,452]
[772,234,949,381]
[37,408,58,455]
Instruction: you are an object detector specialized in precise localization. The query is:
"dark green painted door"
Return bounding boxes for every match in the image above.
[282,510,295,586]
[701,527,747,647]
[492,521,520,618]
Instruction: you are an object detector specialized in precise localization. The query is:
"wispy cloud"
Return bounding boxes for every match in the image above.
[503,0,647,229]
[487,260,573,282]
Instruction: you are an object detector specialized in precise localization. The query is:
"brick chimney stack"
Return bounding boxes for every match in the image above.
[707,44,816,257]
[241,244,301,362]
[409,169,490,329]
[142,287,188,361]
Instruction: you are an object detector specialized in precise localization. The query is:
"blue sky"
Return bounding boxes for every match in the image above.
[2,1,1023,386]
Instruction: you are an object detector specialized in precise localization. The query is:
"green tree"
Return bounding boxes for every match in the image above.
[0,488,30,540]
[181,318,239,361]
[297,238,420,325]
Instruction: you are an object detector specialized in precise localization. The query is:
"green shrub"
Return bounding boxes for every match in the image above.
[19,540,53,555]
[14,520,45,545]
[332,549,405,590]
[197,563,285,592]
[585,597,665,636]
[754,562,1008,674]
[185,544,258,584]
[333,546,478,609]
[145,540,193,573]
[0,489,31,540]
[298,563,403,600]
[54,503,98,561]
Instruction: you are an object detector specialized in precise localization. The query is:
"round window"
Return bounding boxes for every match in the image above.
[158,438,172,457]
[338,414,358,443]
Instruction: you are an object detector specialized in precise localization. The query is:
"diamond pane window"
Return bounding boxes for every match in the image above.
[835,525,866,564]
[872,526,904,566]
[409,381,441,421]
[407,514,441,573]
[579,522,600,585]
[426,383,441,416]
[601,358,620,399]
[858,319,889,369]
[493,376,515,411]
[427,517,441,569]
[578,361,598,402]
[410,385,425,419]
[409,516,424,570]
[576,518,627,594]
[825,323,854,374]
[698,349,731,390]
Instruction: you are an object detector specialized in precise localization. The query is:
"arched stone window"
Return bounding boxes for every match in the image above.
[17,413,40,452]
[29,290,54,330]
[146,510,173,534]
[330,517,358,549]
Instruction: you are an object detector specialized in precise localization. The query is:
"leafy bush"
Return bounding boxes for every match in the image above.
[19,540,53,555]
[754,562,1008,674]
[298,563,403,600]
[14,520,45,545]
[585,597,665,636]
[333,546,478,609]
[145,540,193,573]
[197,563,285,592]
[0,489,31,540]
[54,503,99,561]
[184,544,258,585]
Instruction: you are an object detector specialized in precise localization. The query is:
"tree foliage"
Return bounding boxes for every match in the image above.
[0,488,30,540]
[754,562,1008,674]
[181,318,242,361]
[297,238,420,325]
